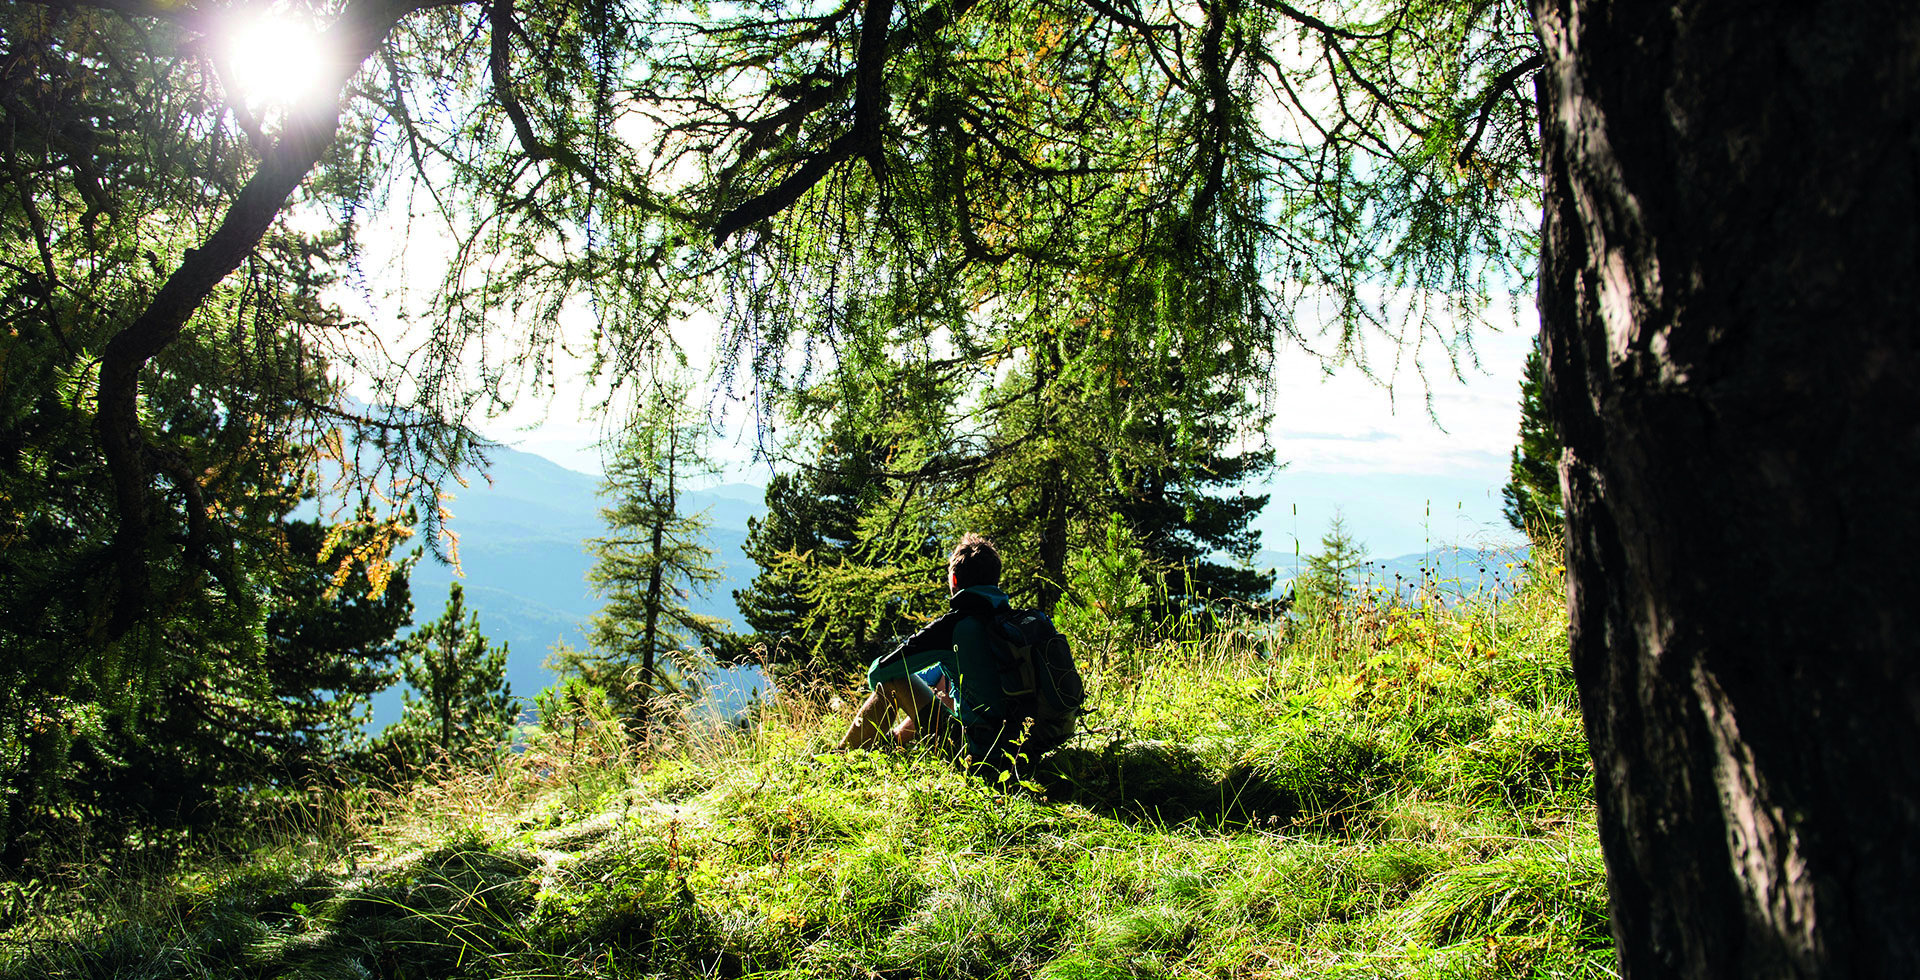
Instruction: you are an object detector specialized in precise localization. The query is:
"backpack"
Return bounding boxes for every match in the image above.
[983,608,1086,726]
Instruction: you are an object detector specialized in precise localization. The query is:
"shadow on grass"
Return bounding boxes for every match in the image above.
[0,843,545,980]
[1031,732,1402,832]
[1032,740,1295,828]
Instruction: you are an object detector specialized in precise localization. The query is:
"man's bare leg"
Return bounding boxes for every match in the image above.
[890,715,920,746]
[838,678,934,751]
[895,675,955,745]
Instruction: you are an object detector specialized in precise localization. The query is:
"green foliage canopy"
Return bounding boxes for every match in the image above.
[3,0,1540,631]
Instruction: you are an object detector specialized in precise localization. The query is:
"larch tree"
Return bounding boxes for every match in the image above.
[1535,0,1920,975]
[577,382,728,727]
[4,0,1542,643]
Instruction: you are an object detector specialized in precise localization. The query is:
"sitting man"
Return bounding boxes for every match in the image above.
[837,533,1043,770]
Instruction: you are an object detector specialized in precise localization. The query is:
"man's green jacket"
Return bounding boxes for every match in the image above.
[866,585,1012,750]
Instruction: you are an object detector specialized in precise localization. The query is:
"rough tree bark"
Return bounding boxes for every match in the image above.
[91,0,424,639]
[1533,1,1920,976]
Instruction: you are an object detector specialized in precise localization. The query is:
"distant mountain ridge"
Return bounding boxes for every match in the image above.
[377,444,766,727]
[1257,544,1530,604]
[375,444,1525,727]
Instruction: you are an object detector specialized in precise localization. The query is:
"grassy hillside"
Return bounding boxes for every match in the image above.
[0,558,1609,979]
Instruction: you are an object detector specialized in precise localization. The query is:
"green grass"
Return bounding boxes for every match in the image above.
[0,558,1613,979]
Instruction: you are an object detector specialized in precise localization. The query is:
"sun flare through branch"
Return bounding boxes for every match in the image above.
[221,10,332,110]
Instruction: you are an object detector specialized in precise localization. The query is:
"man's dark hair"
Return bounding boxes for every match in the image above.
[948,533,1001,589]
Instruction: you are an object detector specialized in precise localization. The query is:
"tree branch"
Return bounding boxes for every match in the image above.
[711,131,862,246]
[1075,0,1183,84]
[486,0,657,213]
[1457,52,1542,166]
[710,0,993,245]
[709,0,895,246]
[1188,0,1234,225]
[0,130,77,358]
[94,0,424,639]
[1259,0,1428,138]
[852,0,895,181]
[10,0,216,31]
[1253,0,1391,42]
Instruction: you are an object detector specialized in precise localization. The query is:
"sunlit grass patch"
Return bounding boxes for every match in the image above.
[1390,834,1614,979]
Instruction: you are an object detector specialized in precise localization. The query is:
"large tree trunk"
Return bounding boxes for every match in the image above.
[1533,1,1920,976]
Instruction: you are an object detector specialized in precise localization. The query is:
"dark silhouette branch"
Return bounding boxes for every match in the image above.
[1075,0,1176,36]
[709,0,896,246]
[487,0,658,212]
[93,0,424,640]
[709,0,994,245]
[852,0,895,181]
[1457,53,1541,165]
[0,137,77,358]
[711,130,863,246]
[1188,0,1235,225]
[1260,0,1428,138]
[12,0,216,30]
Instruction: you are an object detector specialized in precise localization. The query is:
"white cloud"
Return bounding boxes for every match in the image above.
[1266,309,1537,479]
[1250,304,1539,557]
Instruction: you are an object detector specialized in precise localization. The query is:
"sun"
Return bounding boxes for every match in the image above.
[221,12,331,109]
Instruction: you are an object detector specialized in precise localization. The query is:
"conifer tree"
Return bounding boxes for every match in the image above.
[382,583,515,769]
[31,513,418,845]
[575,385,727,726]
[736,359,967,675]
[1112,381,1277,614]
[1501,341,1564,543]
[970,347,1095,615]
[0,327,419,856]
[733,429,888,672]
[1297,514,1370,622]
[262,517,418,774]
[1058,514,1156,647]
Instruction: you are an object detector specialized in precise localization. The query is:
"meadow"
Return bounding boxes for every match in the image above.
[0,555,1610,979]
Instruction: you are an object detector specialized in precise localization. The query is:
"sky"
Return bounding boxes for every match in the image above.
[1255,311,1537,560]
[459,309,1540,563]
